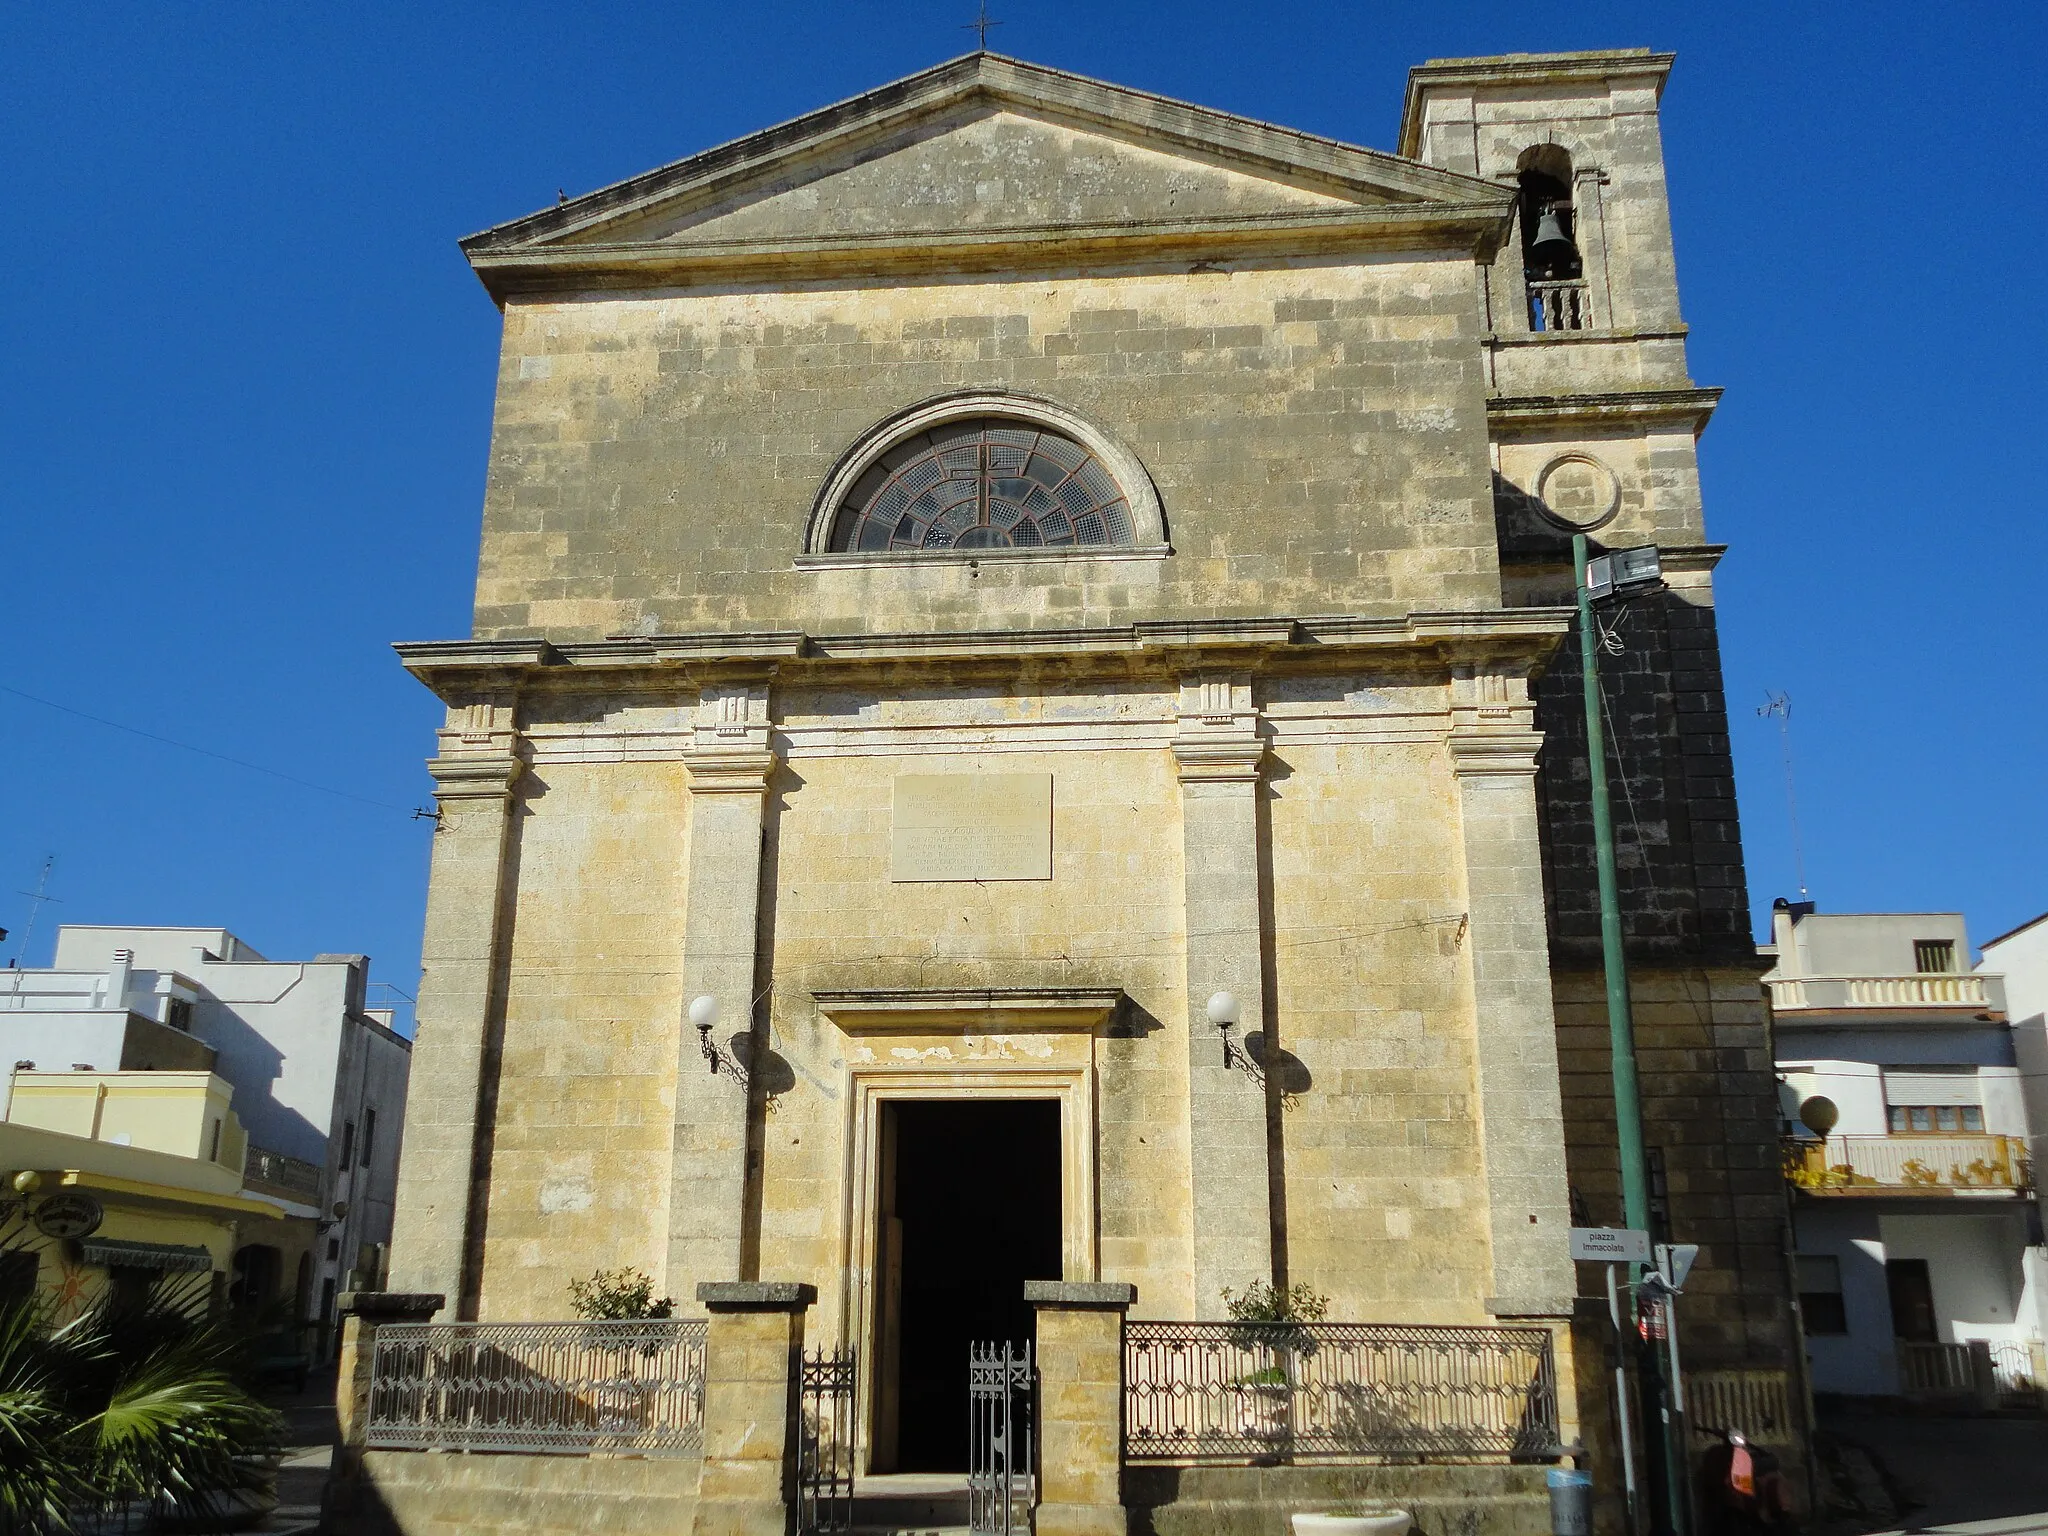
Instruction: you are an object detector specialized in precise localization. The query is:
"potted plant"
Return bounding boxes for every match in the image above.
[1219,1282,1328,1449]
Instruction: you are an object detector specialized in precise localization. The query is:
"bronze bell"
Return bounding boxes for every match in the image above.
[1530,201,1577,267]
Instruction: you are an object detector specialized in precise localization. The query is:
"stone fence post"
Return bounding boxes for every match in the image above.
[324,1291,445,1531]
[691,1281,817,1536]
[1027,1281,1136,1536]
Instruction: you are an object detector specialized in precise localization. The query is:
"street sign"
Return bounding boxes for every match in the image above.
[1569,1226,1651,1263]
[1656,1242,1700,1290]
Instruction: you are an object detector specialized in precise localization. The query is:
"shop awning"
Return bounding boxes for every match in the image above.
[78,1237,213,1272]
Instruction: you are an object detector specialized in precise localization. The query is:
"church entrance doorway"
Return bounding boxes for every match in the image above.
[875,1098,1062,1472]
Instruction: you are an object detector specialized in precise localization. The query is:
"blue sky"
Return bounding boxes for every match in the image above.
[4,3,2042,1020]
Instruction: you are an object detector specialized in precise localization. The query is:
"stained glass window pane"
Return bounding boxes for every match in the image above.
[829,418,1138,554]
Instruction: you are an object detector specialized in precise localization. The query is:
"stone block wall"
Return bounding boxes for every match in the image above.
[472,260,1503,641]
[341,1451,700,1536]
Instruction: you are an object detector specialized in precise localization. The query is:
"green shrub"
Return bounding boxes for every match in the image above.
[566,1267,675,1321]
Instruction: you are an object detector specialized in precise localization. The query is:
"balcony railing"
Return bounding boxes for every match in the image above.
[1123,1320,1558,1462]
[1526,280,1589,332]
[1783,1134,2030,1194]
[1768,974,1998,1012]
[243,1145,323,1202]
[1899,1339,2046,1409]
[368,1318,709,1455]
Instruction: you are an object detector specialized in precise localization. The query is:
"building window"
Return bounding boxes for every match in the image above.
[339,1120,356,1168]
[360,1107,376,1169]
[208,1118,222,1161]
[1914,939,1956,973]
[828,418,1136,553]
[165,997,193,1032]
[1889,1104,1984,1133]
[1796,1255,1848,1335]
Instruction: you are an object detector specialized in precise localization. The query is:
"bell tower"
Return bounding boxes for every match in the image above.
[1403,47,1800,1475]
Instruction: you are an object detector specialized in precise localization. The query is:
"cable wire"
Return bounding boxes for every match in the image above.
[1,681,421,815]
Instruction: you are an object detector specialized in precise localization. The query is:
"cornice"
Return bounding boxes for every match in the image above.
[1485,327,1688,351]
[1399,49,1677,159]
[470,203,1511,300]
[1486,387,1722,438]
[395,610,1576,701]
[813,986,1126,1034]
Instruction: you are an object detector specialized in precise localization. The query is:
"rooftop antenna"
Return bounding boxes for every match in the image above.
[1758,692,1809,900]
[963,0,1002,51]
[13,855,60,966]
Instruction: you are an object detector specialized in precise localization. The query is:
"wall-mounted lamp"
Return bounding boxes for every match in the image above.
[1205,991,1262,1083]
[690,995,750,1089]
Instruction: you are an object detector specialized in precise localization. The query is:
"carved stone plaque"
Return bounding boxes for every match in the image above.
[891,773,1052,882]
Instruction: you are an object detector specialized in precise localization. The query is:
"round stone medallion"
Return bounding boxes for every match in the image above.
[1533,452,1622,531]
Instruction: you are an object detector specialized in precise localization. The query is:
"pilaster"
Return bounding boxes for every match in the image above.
[1170,671,1273,1313]
[667,672,780,1295]
[386,698,522,1312]
[1446,666,1575,1319]
[324,1291,445,1530]
[691,1282,814,1536]
[1027,1281,1136,1536]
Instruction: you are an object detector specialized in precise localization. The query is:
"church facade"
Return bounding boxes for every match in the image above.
[385,47,1793,1490]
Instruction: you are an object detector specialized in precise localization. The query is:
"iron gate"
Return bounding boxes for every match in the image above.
[799,1345,857,1535]
[968,1341,1036,1536]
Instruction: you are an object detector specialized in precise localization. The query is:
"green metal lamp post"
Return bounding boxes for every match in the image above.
[1572,532,1689,1536]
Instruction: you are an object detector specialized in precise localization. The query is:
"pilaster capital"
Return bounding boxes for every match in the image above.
[426,753,523,802]
[689,673,776,757]
[1172,671,1264,785]
[1446,728,1543,779]
[1448,663,1535,733]
[1171,737,1266,785]
[684,747,779,794]
[433,698,521,765]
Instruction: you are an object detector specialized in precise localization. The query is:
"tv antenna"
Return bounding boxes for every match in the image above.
[14,855,61,965]
[1758,693,1808,900]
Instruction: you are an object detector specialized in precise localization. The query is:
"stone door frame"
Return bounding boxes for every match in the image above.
[836,1057,1100,1472]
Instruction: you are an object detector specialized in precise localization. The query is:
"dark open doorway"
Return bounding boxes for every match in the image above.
[875,1098,1062,1473]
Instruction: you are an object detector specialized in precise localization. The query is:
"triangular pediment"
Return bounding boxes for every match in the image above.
[463,54,1510,293]
[576,106,1359,246]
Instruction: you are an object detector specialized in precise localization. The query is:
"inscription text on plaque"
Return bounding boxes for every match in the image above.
[891,773,1053,882]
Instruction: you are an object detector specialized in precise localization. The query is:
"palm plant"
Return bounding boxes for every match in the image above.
[0,1237,283,1535]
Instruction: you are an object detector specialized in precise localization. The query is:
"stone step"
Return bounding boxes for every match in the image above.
[846,1476,972,1531]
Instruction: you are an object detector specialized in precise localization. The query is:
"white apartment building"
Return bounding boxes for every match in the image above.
[1767,904,2045,1402]
[1983,911,2048,1187]
[1,925,410,1347]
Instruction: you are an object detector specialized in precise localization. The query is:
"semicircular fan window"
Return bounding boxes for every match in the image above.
[829,418,1135,553]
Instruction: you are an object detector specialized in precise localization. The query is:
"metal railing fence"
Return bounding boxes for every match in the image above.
[969,1340,1036,1535]
[367,1318,707,1455]
[244,1145,323,1201]
[1783,1134,2029,1192]
[798,1346,857,1534]
[1123,1321,1558,1462]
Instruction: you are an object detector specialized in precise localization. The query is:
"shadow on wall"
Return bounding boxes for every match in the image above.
[194,1002,328,1164]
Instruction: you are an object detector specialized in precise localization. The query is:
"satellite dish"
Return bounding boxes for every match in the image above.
[330,1200,351,1220]
[1799,1095,1839,1137]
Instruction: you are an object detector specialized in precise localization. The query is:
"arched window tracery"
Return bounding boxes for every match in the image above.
[827,417,1137,554]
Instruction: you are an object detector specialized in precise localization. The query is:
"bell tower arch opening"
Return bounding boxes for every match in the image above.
[1516,144,1585,329]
